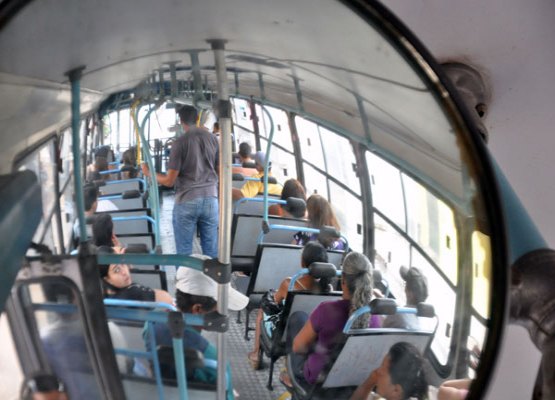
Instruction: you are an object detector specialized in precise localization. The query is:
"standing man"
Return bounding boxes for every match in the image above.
[142,105,219,258]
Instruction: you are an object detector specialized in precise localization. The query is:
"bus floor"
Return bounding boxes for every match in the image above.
[158,191,289,400]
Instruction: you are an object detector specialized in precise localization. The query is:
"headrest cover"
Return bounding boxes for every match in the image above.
[259,176,277,184]
[232,173,245,181]
[242,161,256,169]
[416,302,435,318]
[124,243,149,254]
[122,189,141,199]
[308,262,337,279]
[284,197,307,218]
[369,298,397,316]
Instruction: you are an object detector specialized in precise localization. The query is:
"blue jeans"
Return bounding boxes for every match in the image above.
[173,197,218,258]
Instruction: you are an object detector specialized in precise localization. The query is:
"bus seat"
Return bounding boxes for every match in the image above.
[231,214,308,271]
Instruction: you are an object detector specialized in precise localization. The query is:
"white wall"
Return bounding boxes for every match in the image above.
[386,0,555,247]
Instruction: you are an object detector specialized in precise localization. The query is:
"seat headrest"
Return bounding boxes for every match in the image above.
[259,176,277,184]
[242,161,256,169]
[122,190,141,199]
[318,225,341,245]
[308,262,337,279]
[369,298,397,315]
[124,243,149,253]
[120,165,136,173]
[232,173,244,181]
[283,197,307,218]
[416,302,435,318]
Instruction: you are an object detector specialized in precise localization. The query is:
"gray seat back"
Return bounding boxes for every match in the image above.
[100,180,142,196]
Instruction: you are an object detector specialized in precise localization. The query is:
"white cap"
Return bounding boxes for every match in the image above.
[175,267,249,311]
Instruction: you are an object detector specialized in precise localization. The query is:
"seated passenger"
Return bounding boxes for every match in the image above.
[232,151,282,199]
[20,372,68,400]
[350,342,428,400]
[248,241,331,370]
[268,178,307,218]
[144,265,248,399]
[284,252,379,386]
[292,194,345,250]
[121,146,138,179]
[86,155,109,181]
[382,267,428,330]
[231,142,257,177]
[97,246,173,304]
[92,213,123,251]
[73,183,117,243]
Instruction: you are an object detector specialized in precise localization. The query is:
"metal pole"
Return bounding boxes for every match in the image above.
[209,38,230,400]
[66,66,87,243]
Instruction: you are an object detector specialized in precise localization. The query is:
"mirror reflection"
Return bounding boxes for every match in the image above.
[0,0,498,399]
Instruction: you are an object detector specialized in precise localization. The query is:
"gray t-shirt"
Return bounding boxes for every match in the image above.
[167,126,219,203]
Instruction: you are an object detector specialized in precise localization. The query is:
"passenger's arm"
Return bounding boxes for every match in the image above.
[293,319,317,354]
[232,187,244,200]
[154,289,174,305]
[274,278,291,304]
[350,369,378,400]
[141,163,178,188]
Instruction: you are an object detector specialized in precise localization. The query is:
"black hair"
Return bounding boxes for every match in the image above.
[238,142,252,158]
[96,245,114,278]
[175,290,216,313]
[213,122,220,131]
[84,183,98,211]
[20,372,65,400]
[92,213,114,247]
[388,342,428,400]
[301,242,331,292]
[177,105,198,126]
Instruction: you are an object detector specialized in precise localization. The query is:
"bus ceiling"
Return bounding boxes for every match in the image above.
[0,0,480,210]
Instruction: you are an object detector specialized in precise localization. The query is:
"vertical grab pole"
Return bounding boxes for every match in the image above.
[209,38,231,400]
[66,66,88,243]
[138,105,162,249]
[260,106,274,224]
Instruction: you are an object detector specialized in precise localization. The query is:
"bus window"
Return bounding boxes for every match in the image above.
[295,116,325,170]
[472,231,491,319]
[259,137,297,183]
[402,174,458,285]
[329,181,363,252]
[320,127,360,196]
[303,163,328,197]
[231,98,254,146]
[255,104,294,152]
[17,139,60,254]
[366,151,406,232]
[373,213,411,299]
[411,248,457,366]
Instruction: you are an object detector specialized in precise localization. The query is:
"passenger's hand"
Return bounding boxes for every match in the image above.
[141,162,150,177]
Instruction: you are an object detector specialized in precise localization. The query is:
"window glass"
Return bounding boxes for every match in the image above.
[58,129,73,189]
[24,281,103,399]
[373,214,410,302]
[295,116,325,169]
[260,138,297,184]
[18,139,57,250]
[329,181,363,252]
[403,174,458,285]
[256,105,293,152]
[232,98,252,130]
[303,163,328,198]
[321,128,360,195]
[366,152,405,231]
[471,231,491,319]
[468,316,487,379]
[411,248,456,366]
